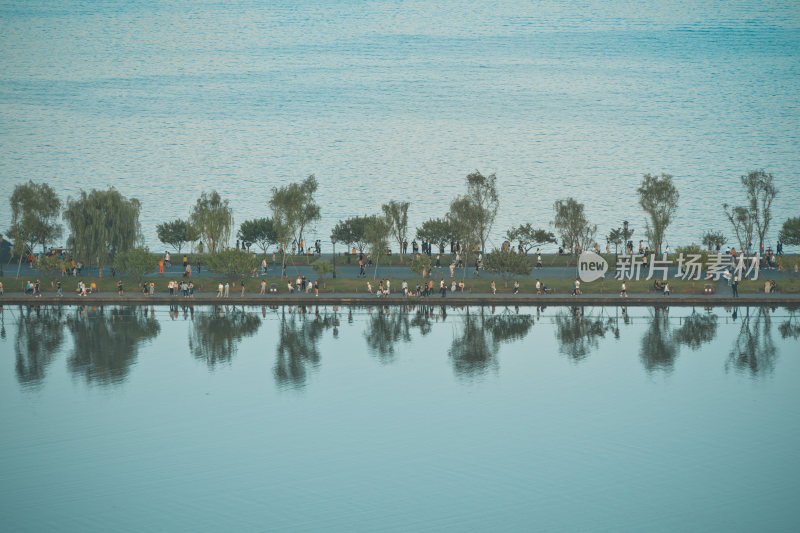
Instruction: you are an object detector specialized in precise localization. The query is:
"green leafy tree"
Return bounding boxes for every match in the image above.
[606,228,623,256]
[8,181,63,276]
[637,173,679,255]
[364,214,391,279]
[156,219,197,254]
[552,197,597,256]
[447,196,482,279]
[381,200,410,260]
[701,230,727,252]
[190,191,233,254]
[741,170,778,254]
[37,255,67,276]
[331,216,371,253]
[238,218,278,254]
[409,253,433,278]
[113,247,156,284]
[190,308,262,367]
[415,217,454,254]
[506,224,556,254]
[311,260,335,287]
[779,216,800,246]
[483,248,530,287]
[722,204,755,253]
[203,249,260,279]
[269,176,321,276]
[464,171,499,254]
[63,188,141,277]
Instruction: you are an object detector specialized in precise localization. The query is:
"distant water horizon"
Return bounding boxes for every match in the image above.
[1,0,798,252]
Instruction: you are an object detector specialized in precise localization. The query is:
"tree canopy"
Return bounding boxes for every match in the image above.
[203,249,260,279]
[331,215,371,253]
[63,188,141,276]
[113,247,155,283]
[637,173,679,255]
[381,200,410,258]
[722,203,754,253]
[190,191,233,254]
[741,170,778,253]
[363,214,391,278]
[415,217,454,252]
[269,176,321,273]
[483,248,530,287]
[778,216,800,246]
[156,219,198,254]
[552,197,596,253]
[506,224,556,254]
[238,218,277,254]
[464,171,499,254]
[8,181,63,275]
[701,230,727,252]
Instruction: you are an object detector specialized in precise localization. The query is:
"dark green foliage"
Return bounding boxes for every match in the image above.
[238,218,278,254]
[156,219,198,254]
[203,249,260,278]
[637,173,679,254]
[113,246,155,283]
[63,187,141,275]
[483,248,530,287]
[779,216,800,246]
[190,191,233,254]
[506,224,556,254]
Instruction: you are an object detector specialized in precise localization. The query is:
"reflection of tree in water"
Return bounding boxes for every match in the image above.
[639,307,678,372]
[778,308,800,340]
[363,307,411,363]
[15,306,64,388]
[410,306,434,336]
[554,307,611,362]
[448,308,532,379]
[674,312,718,350]
[449,308,495,378]
[485,311,532,345]
[726,307,777,375]
[273,307,334,389]
[67,306,160,385]
[189,306,262,367]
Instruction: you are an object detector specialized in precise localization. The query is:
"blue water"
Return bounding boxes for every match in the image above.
[0,304,799,531]
[1,1,799,250]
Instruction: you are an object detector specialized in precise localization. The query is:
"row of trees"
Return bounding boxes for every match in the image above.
[6,169,796,280]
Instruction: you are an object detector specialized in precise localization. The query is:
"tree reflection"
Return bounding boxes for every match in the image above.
[15,306,64,388]
[273,307,334,389]
[778,308,800,340]
[448,308,496,378]
[726,307,777,375]
[674,312,718,350]
[66,306,160,385]
[554,307,611,362]
[639,307,677,373]
[363,307,410,363]
[189,306,261,367]
[485,311,533,345]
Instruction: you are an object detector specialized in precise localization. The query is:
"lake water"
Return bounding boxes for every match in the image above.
[1,304,799,531]
[1,1,799,251]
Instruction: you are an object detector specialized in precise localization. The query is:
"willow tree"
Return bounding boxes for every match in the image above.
[63,188,141,276]
[381,200,410,260]
[447,196,482,279]
[8,181,63,276]
[190,191,233,254]
[637,173,679,255]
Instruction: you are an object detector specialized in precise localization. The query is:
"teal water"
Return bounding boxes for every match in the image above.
[1,1,799,250]
[0,304,798,531]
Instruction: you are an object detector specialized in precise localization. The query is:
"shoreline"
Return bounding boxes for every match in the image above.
[2,293,798,307]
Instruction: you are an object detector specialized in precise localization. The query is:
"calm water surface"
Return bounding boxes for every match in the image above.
[0,304,799,531]
[1,1,799,250]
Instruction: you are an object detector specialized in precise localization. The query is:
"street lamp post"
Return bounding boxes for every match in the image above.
[330,235,337,279]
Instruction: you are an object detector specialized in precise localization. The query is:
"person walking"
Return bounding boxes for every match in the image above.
[314,280,319,297]
[189,281,194,298]
[440,279,447,298]
[149,282,155,296]
[217,282,223,297]
[536,254,543,269]
[117,280,124,296]
[0,280,4,296]
[491,280,496,294]
[224,281,230,298]
[620,282,628,297]
[260,280,266,294]
[241,279,246,297]
[513,280,520,294]
[732,277,739,298]
[663,282,670,296]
